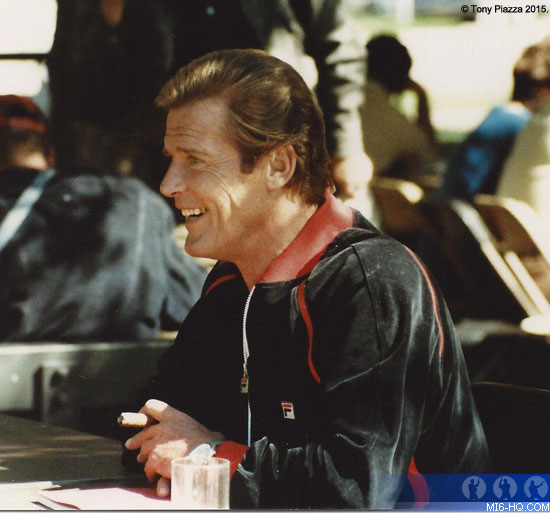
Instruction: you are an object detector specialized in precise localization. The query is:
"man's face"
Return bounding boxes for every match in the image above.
[160,98,269,263]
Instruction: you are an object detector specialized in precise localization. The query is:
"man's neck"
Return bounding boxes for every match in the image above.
[236,196,318,290]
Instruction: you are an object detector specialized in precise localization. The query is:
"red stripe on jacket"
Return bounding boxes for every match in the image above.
[297,280,321,384]
[402,246,445,357]
[204,273,237,297]
[407,457,430,508]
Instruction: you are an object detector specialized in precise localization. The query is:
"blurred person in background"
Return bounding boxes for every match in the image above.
[46,0,171,184]
[47,0,374,212]
[496,36,550,258]
[439,43,540,200]
[361,34,438,181]
[0,95,206,341]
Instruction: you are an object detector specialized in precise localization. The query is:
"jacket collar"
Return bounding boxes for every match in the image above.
[258,191,353,284]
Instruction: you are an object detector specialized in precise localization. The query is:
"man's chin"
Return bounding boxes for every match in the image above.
[185,240,216,260]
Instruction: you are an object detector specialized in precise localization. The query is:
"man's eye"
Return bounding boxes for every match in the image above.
[188,156,202,165]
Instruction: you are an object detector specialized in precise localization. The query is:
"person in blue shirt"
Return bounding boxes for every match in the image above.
[439,48,539,200]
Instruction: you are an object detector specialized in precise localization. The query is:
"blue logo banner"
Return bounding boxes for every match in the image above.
[396,474,550,511]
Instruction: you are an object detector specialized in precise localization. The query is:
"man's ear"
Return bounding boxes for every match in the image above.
[265,145,297,190]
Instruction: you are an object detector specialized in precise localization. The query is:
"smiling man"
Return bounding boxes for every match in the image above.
[161,96,318,287]
[125,49,490,508]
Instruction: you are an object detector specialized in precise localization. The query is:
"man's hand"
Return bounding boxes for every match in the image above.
[331,153,373,200]
[124,399,224,497]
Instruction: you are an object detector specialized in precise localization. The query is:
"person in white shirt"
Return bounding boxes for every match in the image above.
[361,34,438,180]
[497,37,550,257]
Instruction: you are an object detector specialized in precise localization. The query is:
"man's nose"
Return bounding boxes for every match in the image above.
[160,164,186,198]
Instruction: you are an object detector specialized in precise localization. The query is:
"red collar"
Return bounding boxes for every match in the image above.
[258,191,353,284]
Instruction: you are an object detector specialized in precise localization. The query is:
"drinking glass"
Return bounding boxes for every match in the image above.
[171,456,230,509]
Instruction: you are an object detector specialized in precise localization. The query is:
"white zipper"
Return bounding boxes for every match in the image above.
[241,286,255,446]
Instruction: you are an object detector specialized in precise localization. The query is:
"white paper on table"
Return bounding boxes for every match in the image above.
[40,486,177,510]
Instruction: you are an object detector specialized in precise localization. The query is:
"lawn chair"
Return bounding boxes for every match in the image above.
[419,198,539,322]
[369,177,429,249]
[474,194,550,316]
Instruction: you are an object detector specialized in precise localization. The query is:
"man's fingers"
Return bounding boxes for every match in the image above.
[144,452,172,483]
[335,180,356,199]
[144,457,159,483]
[140,398,171,421]
[156,477,171,498]
[136,438,156,464]
[125,423,158,450]
[343,181,360,196]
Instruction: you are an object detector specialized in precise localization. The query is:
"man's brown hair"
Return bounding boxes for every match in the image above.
[155,49,333,204]
[513,36,550,102]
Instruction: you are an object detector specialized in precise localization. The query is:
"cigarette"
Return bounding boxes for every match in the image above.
[117,412,154,428]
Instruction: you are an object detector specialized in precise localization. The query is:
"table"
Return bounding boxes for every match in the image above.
[0,414,146,509]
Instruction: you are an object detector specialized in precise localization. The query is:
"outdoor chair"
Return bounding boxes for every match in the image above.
[474,194,550,316]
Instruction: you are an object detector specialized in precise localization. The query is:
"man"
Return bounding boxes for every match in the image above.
[125,49,490,508]
[0,94,206,341]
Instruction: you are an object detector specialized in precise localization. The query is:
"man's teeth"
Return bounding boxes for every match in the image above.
[181,208,206,217]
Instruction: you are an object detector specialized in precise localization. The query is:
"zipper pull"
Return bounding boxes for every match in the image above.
[240,362,249,394]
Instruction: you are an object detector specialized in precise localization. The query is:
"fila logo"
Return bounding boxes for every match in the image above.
[281,402,295,420]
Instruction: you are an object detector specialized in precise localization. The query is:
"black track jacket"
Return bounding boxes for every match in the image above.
[143,192,490,508]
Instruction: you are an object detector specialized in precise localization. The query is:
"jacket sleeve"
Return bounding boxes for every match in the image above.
[228,241,489,509]
[295,0,366,158]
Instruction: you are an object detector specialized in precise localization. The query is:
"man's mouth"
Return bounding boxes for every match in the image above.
[181,208,206,220]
